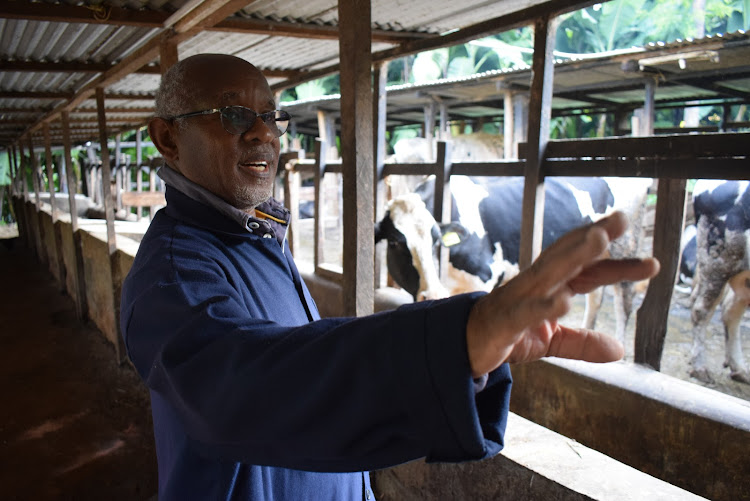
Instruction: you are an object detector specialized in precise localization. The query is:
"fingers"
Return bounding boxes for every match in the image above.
[547,324,625,363]
[568,257,661,294]
[520,211,627,295]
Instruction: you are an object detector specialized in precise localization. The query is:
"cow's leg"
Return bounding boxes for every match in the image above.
[690,274,725,384]
[721,271,750,383]
[583,287,605,332]
[612,281,634,344]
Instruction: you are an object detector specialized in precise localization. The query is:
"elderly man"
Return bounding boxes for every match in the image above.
[121,53,659,500]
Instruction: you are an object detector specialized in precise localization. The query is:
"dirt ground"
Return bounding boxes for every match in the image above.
[0,231,157,501]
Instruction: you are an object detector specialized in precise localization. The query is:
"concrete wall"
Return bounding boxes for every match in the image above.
[373,413,708,501]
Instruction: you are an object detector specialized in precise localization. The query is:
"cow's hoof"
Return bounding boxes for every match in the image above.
[689,367,715,384]
[729,370,750,384]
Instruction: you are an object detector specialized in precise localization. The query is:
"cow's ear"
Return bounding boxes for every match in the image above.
[374,220,383,243]
[439,222,468,247]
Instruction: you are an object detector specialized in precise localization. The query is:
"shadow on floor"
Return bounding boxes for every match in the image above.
[0,238,157,500]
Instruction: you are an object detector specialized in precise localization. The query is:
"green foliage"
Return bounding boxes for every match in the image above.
[0,152,9,185]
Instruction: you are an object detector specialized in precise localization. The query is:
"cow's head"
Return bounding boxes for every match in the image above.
[375,193,516,301]
[375,194,450,301]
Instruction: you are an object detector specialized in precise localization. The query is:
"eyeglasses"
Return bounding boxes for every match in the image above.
[169,106,291,137]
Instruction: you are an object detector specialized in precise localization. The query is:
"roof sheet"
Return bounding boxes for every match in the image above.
[1,0,749,147]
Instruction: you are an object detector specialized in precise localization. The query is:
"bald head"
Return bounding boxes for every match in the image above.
[155,54,269,119]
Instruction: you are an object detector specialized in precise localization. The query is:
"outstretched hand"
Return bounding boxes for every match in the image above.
[465,211,660,378]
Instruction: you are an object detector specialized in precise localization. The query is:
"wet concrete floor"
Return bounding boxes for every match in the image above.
[0,238,157,500]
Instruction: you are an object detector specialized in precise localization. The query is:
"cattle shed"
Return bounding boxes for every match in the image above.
[2,0,750,500]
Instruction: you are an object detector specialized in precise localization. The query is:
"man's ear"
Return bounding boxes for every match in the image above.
[148,117,180,166]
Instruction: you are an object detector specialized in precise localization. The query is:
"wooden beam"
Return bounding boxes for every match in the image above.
[211,17,428,43]
[0,60,161,74]
[0,91,74,100]
[171,0,257,33]
[0,2,169,27]
[519,15,557,270]
[338,0,374,316]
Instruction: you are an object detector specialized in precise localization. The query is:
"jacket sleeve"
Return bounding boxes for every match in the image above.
[121,250,511,473]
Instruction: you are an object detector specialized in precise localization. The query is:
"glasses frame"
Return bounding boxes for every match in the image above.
[169,106,291,137]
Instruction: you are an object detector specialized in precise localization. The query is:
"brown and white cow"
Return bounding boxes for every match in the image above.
[689,180,750,384]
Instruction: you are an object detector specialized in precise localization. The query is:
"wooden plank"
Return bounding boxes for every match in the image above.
[634,179,688,369]
[62,110,88,321]
[338,0,374,317]
[519,132,750,159]
[543,157,749,180]
[120,191,166,207]
[381,164,437,177]
[451,161,526,177]
[519,15,557,270]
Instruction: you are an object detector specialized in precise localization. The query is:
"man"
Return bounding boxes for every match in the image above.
[121,54,659,500]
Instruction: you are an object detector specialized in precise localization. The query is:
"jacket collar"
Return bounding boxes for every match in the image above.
[157,164,290,245]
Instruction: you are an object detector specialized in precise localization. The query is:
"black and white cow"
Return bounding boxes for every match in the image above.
[689,180,750,384]
[374,175,652,342]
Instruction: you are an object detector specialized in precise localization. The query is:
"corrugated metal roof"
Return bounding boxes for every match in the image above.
[1,0,749,148]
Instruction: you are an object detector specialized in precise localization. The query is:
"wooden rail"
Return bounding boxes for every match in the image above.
[281,131,750,371]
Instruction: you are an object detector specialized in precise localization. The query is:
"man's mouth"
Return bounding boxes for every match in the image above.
[241,161,269,173]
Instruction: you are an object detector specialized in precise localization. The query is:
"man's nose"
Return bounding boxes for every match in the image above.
[241,116,275,143]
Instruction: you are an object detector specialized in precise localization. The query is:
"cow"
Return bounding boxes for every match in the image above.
[689,180,750,384]
[374,174,652,343]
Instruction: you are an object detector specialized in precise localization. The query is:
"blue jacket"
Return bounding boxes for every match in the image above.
[120,172,512,500]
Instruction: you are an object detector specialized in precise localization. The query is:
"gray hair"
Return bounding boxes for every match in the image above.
[154,59,196,119]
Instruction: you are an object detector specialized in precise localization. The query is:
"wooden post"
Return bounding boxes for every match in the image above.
[433,141,452,279]
[373,61,388,289]
[519,15,557,270]
[313,140,327,272]
[634,75,686,370]
[424,101,436,157]
[115,133,124,212]
[438,100,448,141]
[160,36,179,75]
[29,136,48,266]
[503,90,514,159]
[44,123,67,289]
[135,127,143,220]
[62,111,88,321]
[10,143,29,249]
[338,0,375,316]
[96,87,126,364]
[283,151,304,256]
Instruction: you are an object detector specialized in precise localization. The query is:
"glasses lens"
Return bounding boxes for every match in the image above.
[220,107,257,135]
[270,110,291,137]
[219,107,291,137]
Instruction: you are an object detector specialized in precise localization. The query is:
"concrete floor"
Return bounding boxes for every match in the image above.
[0,238,157,500]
